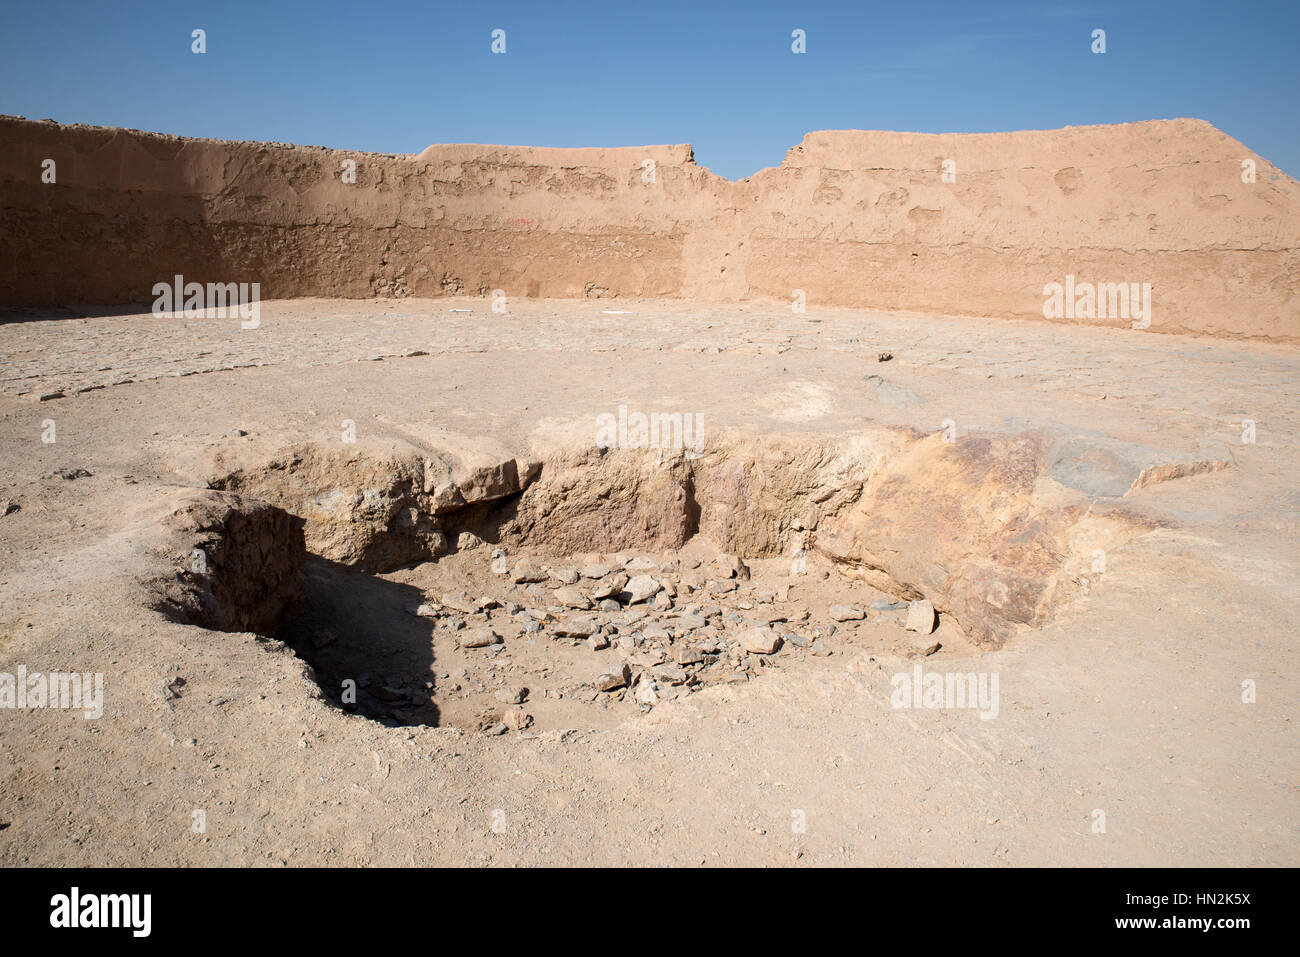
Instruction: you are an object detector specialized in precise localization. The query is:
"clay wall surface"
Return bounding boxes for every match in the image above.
[2,115,1296,339]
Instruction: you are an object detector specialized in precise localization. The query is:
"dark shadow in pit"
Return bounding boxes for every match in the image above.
[438,488,527,553]
[277,557,439,728]
[682,474,702,539]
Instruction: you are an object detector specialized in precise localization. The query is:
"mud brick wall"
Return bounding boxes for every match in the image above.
[2,115,1296,340]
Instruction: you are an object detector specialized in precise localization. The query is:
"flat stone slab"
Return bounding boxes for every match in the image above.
[1006,419,1234,498]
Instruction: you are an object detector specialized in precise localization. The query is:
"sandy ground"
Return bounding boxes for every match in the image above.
[0,296,1296,866]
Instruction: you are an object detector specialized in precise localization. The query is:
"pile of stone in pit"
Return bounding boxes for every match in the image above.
[408,549,941,735]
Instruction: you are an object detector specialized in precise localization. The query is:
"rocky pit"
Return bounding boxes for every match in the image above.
[141,428,1150,735]
[280,544,864,733]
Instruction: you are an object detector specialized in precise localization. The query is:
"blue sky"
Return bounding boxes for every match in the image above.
[2,0,1297,179]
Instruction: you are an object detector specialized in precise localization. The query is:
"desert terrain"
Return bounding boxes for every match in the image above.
[0,116,1296,866]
